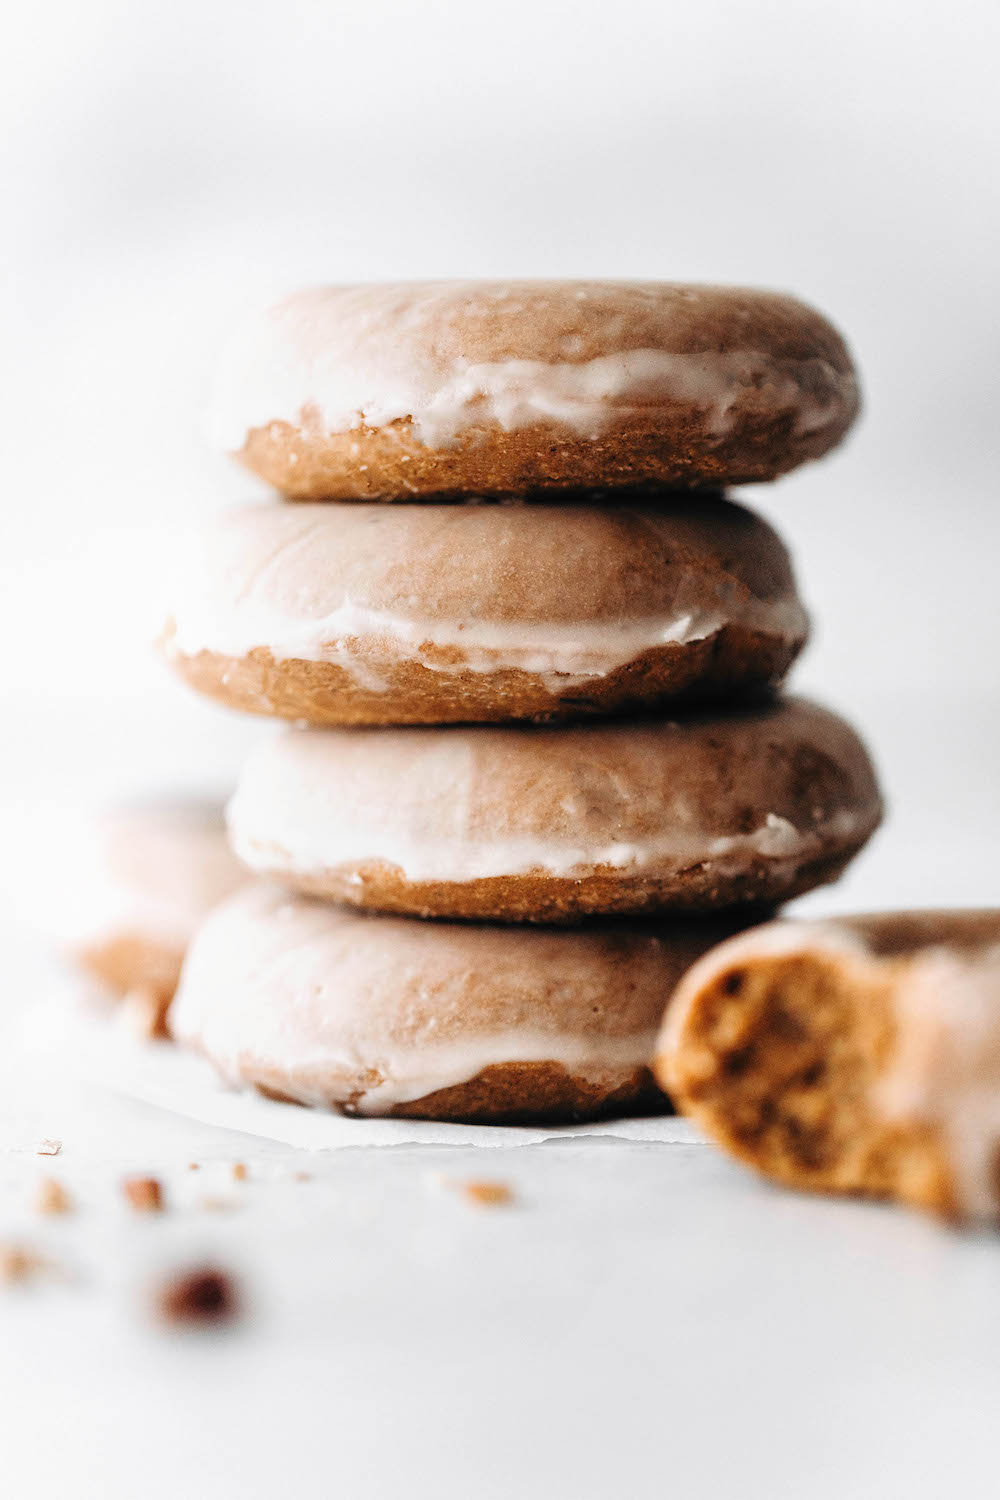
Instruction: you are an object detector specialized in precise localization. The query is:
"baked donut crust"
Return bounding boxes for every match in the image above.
[166,630,799,727]
[273,852,858,925]
[655,911,1000,1221]
[209,281,859,499]
[169,884,758,1123]
[227,700,882,920]
[161,496,808,726]
[256,1062,662,1124]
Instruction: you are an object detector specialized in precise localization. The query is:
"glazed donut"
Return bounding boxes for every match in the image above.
[226,699,882,921]
[161,495,808,726]
[76,797,247,1035]
[208,281,860,499]
[169,883,755,1122]
[655,911,1000,1222]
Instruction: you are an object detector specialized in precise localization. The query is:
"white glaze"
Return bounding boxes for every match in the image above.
[207,282,857,452]
[169,589,806,687]
[164,500,808,688]
[170,885,698,1116]
[877,944,1000,1220]
[191,1018,657,1116]
[229,761,864,887]
[226,710,876,891]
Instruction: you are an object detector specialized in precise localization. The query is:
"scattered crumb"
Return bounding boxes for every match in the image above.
[0,1244,47,1285]
[458,1179,514,1208]
[123,1176,164,1213]
[424,1172,515,1206]
[293,1171,311,1182]
[156,1267,240,1326]
[231,1162,248,1182]
[188,1163,200,1172]
[198,1196,238,1213]
[36,1139,62,1157]
[36,1178,72,1216]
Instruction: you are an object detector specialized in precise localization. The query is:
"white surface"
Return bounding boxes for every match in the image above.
[6,948,1000,1500]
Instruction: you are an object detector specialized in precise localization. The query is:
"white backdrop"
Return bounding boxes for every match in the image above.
[2,0,999,931]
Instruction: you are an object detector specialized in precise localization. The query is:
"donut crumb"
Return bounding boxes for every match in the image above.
[459,1179,514,1208]
[36,1139,62,1157]
[156,1267,240,1326]
[36,1178,72,1216]
[231,1162,248,1182]
[123,1176,164,1213]
[1,1244,47,1285]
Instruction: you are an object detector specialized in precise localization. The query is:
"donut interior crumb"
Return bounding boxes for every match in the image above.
[156,1267,239,1326]
[123,1176,164,1213]
[668,950,953,1216]
[36,1139,62,1157]
[36,1178,72,1216]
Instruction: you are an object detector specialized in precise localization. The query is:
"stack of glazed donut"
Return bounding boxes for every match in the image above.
[161,280,883,1124]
